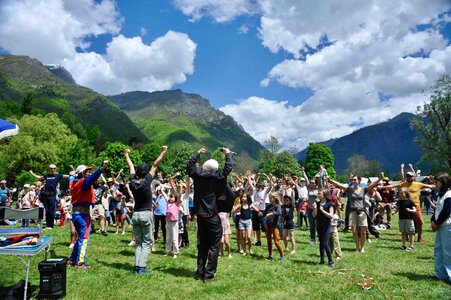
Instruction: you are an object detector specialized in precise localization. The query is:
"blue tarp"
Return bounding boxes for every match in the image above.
[0,118,19,140]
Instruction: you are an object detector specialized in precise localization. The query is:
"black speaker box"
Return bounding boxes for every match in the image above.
[37,258,67,299]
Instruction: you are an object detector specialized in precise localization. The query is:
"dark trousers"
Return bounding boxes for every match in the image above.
[317,225,333,263]
[307,208,316,241]
[42,196,56,228]
[154,215,166,242]
[197,214,222,279]
[181,215,189,247]
[344,203,351,230]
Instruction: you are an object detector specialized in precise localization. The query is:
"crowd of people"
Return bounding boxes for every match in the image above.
[0,151,450,283]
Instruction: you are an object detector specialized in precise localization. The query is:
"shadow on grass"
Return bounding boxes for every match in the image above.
[119,250,134,257]
[394,272,437,281]
[153,266,195,278]
[0,282,39,299]
[97,260,134,271]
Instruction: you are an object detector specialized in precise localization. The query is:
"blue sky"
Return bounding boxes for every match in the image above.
[0,0,450,150]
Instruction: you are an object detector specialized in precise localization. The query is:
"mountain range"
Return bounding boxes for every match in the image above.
[108,90,265,159]
[0,55,147,143]
[296,112,424,174]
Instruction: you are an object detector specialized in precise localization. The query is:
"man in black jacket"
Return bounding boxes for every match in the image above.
[187,147,233,282]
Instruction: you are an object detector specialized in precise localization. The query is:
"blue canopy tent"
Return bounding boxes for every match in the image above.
[0,118,19,140]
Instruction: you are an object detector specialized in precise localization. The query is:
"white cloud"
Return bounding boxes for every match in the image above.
[220,92,429,150]
[214,0,451,150]
[238,25,250,35]
[0,0,197,95]
[64,32,196,94]
[0,0,122,62]
[173,0,258,22]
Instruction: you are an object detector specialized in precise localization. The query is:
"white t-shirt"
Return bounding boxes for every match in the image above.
[253,187,269,210]
[330,214,339,233]
[181,192,191,216]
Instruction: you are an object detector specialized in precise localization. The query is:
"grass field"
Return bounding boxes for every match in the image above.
[1,212,450,300]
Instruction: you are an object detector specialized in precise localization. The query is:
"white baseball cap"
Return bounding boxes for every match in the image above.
[75,165,92,175]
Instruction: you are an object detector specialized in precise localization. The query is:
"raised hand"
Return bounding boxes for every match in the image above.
[198,148,206,154]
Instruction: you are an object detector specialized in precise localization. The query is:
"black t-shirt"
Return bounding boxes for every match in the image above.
[129,173,153,212]
[94,186,104,205]
[282,205,294,223]
[316,201,334,228]
[396,199,415,219]
[43,174,63,195]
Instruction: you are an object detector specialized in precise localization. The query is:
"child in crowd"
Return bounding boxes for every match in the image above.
[164,187,181,258]
[329,212,342,260]
[298,198,309,229]
[282,195,296,255]
[392,189,417,251]
[219,212,232,258]
[232,193,260,256]
[261,192,285,261]
[19,184,33,228]
[178,205,184,249]
[115,192,126,235]
[313,188,335,267]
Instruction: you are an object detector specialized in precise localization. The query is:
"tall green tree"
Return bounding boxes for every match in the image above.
[0,114,78,179]
[304,143,336,179]
[97,142,141,178]
[20,93,33,115]
[411,75,451,172]
[271,150,301,178]
[345,154,382,177]
[168,142,195,177]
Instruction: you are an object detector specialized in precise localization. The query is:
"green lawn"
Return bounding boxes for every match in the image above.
[1,213,449,300]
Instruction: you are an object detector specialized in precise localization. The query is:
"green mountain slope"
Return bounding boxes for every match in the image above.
[109,90,265,159]
[0,55,147,143]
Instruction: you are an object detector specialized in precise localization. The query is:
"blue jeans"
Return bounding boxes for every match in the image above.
[434,225,451,282]
[307,208,316,241]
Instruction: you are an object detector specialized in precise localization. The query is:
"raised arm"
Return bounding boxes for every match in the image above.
[247,171,255,190]
[150,146,168,177]
[221,147,233,177]
[367,172,384,191]
[187,148,205,177]
[29,170,43,180]
[300,167,309,182]
[328,178,348,190]
[124,149,135,175]
[400,163,405,181]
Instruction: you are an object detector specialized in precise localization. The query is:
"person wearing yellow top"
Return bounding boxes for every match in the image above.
[382,171,435,243]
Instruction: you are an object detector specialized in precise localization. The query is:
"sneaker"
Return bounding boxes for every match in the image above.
[137,267,152,275]
[289,250,296,255]
[101,231,108,236]
[75,264,93,269]
[367,238,372,244]
[121,231,125,235]
[280,256,286,261]
[266,256,274,260]
[239,249,244,254]
[249,250,254,255]
[407,246,414,251]
[128,241,136,246]
[228,254,232,258]
[319,261,325,265]
[173,255,178,259]
[69,243,75,249]
[401,246,407,250]
[255,241,261,246]
[328,262,335,268]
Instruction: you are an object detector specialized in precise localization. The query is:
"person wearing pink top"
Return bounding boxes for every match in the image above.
[164,177,182,258]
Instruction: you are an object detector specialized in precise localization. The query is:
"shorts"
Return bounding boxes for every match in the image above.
[92,204,105,218]
[239,218,252,230]
[284,221,295,230]
[220,216,231,235]
[412,206,424,225]
[283,228,295,234]
[104,210,111,219]
[399,219,415,234]
[349,210,368,227]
